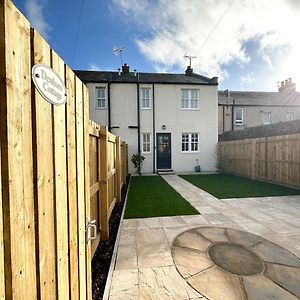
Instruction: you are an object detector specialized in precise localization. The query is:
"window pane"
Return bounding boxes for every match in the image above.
[181,133,189,151]
[286,112,294,121]
[191,99,198,108]
[191,133,199,152]
[142,133,151,153]
[235,107,243,123]
[96,87,106,108]
[262,112,271,125]
[181,89,199,108]
[141,88,150,108]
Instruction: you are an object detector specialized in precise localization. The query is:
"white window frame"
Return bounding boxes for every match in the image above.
[181,133,199,153]
[181,89,199,110]
[95,87,106,109]
[140,87,151,109]
[262,112,271,125]
[235,107,243,125]
[286,112,294,121]
[141,133,151,154]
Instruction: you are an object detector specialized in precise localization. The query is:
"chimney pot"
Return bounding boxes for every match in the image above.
[185,66,193,75]
[122,63,130,74]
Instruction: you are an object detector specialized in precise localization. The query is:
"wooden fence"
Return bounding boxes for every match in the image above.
[218,133,300,187]
[89,122,128,257]
[0,1,128,299]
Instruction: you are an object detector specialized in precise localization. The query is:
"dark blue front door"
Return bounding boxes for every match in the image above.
[157,133,171,169]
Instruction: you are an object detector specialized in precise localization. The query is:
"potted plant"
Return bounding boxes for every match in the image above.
[131,153,145,175]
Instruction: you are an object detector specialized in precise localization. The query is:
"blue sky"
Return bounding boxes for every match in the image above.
[14,0,300,92]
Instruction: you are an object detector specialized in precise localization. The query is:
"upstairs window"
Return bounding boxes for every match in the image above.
[96,87,106,109]
[181,133,199,152]
[262,112,271,125]
[235,107,243,125]
[142,133,151,153]
[181,89,199,109]
[141,88,151,109]
[286,112,294,121]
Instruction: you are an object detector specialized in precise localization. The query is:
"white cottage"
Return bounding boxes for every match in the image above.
[75,64,218,174]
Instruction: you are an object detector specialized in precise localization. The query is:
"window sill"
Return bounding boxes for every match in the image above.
[140,107,152,110]
[180,108,199,110]
[95,107,107,110]
[181,151,199,154]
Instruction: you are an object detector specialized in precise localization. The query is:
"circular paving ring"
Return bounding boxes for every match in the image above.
[171,227,300,300]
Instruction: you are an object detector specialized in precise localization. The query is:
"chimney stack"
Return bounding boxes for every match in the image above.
[122,63,130,74]
[278,78,296,93]
[185,66,193,75]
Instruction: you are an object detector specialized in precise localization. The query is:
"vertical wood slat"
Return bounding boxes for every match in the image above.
[0,0,37,298]
[0,143,5,300]
[66,67,79,300]
[116,137,121,202]
[51,50,69,300]
[31,29,57,299]
[100,126,109,240]
[83,85,92,300]
[75,77,87,300]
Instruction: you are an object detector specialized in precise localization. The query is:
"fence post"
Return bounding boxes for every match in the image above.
[116,137,122,202]
[100,126,109,240]
[126,144,129,176]
[251,139,256,179]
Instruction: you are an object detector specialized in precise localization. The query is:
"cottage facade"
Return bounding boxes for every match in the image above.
[76,65,218,174]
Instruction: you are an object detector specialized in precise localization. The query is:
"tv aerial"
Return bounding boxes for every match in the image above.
[113,46,126,66]
[183,54,197,68]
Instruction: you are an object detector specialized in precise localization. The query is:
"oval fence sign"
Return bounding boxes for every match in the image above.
[32,64,67,105]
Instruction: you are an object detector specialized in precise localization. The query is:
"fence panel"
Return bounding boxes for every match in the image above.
[0,1,129,298]
[89,123,128,253]
[218,133,300,187]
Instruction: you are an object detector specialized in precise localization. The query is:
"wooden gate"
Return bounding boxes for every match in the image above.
[0,1,92,299]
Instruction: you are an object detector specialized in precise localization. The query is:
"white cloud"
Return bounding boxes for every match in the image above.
[88,63,102,71]
[112,0,300,82]
[241,72,255,85]
[25,0,51,40]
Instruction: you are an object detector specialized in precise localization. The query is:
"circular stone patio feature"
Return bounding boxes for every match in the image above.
[208,242,264,276]
[172,227,300,300]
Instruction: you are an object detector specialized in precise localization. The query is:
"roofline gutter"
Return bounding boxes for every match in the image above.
[218,103,300,107]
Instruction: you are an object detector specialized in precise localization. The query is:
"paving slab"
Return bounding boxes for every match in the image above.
[243,275,298,300]
[108,175,300,300]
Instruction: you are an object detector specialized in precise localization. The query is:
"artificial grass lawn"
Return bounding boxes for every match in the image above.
[124,176,199,219]
[180,174,300,199]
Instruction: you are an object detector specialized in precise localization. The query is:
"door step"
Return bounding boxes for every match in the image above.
[157,169,175,175]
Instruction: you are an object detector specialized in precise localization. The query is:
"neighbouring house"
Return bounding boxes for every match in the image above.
[218,78,300,134]
[75,64,218,174]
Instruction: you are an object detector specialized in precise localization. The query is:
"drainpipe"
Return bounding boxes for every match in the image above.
[137,73,141,156]
[222,105,225,133]
[108,72,112,132]
[231,99,235,131]
[152,84,155,173]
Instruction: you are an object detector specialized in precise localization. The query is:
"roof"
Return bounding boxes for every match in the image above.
[218,90,300,106]
[74,70,218,85]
